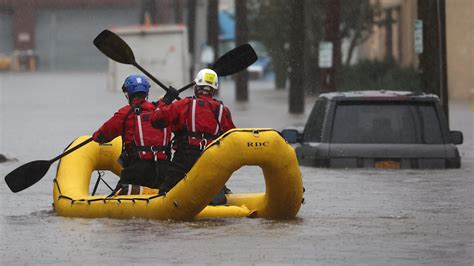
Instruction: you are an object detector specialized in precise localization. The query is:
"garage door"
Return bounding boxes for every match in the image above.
[35,8,139,71]
[0,9,13,54]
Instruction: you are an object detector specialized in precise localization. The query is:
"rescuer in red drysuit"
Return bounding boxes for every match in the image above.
[151,69,235,204]
[92,75,178,194]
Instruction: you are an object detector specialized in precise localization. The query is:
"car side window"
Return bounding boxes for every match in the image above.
[416,103,444,144]
[303,98,328,142]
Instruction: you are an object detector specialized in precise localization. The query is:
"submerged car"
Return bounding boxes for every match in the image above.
[282,90,463,169]
[248,56,272,80]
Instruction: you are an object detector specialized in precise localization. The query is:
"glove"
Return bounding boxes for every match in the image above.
[92,131,107,144]
[162,86,179,105]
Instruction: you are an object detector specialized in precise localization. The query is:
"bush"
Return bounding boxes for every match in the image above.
[337,60,421,92]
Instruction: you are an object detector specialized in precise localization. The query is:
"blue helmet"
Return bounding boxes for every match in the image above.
[122,75,150,95]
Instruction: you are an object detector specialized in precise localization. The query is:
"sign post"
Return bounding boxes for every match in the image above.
[319,41,333,68]
[414,19,423,54]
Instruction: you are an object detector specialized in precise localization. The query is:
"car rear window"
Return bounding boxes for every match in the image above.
[304,98,328,142]
[330,101,443,144]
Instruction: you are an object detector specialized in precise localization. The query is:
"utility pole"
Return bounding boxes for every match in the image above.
[288,0,305,113]
[187,0,197,80]
[417,0,449,122]
[235,0,249,102]
[320,0,341,93]
[208,0,219,95]
[207,0,219,62]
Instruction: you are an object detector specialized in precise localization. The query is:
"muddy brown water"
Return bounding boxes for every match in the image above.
[1,73,473,265]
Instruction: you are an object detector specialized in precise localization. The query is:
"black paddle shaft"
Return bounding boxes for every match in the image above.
[177,43,257,92]
[94,29,257,95]
[50,137,94,162]
[132,62,170,93]
[4,138,93,193]
[93,30,172,93]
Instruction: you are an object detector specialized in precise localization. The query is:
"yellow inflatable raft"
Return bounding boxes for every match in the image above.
[53,128,303,220]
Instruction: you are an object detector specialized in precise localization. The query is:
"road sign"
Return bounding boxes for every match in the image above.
[319,41,333,68]
[414,19,423,54]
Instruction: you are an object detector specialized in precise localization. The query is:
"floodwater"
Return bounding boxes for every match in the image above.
[1,73,473,265]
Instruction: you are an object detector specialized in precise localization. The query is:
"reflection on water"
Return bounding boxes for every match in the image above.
[2,156,473,265]
[2,205,309,264]
[1,74,473,265]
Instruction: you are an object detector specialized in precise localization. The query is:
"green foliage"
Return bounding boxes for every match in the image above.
[340,0,381,65]
[337,60,421,92]
[247,0,382,90]
[247,0,293,88]
[340,0,380,39]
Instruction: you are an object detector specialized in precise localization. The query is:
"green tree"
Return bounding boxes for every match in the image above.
[303,1,326,94]
[248,0,380,92]
[248,0,292,89]
[340,0,381,66]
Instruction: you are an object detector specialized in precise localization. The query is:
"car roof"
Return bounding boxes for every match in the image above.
[319,90,440,101]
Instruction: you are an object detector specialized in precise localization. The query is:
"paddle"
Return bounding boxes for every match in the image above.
[177,43,258,93]
[5,32,256,194]
[93,29,170,92]
[4,138,94,193]
[93,29,257,93]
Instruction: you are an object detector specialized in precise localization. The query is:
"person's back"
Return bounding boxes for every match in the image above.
[151,69,235,202]
[92,75,171,194]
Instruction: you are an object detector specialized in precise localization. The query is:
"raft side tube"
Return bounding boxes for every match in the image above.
[53,128,303,220]
[161,128,303,219]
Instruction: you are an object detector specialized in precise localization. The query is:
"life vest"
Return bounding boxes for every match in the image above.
[123,101,171,160]
[183,97,224,149]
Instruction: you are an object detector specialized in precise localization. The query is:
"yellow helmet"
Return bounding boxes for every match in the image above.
[194,68,218,90]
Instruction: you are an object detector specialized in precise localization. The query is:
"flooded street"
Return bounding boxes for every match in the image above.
[1,73,473,265]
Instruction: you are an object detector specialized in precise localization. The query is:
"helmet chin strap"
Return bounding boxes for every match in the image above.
[124,92,134,105]
[195,86,215,96]
[125,92,148,104]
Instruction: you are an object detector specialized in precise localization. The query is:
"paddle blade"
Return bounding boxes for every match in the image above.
[93,29,136,64]
[4,160,52,193]
[212,43,258,76]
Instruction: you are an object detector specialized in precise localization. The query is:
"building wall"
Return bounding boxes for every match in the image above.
[0,0,189,71]
[359,0,473,100]
[446,0,474,99]
[361,0,416,66]
[398,0,417,67]
[34,8,140,71]
[0,0,140,51]
[0,9,13,54]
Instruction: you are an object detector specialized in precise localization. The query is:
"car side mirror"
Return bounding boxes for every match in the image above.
[449,130,463,145]
[281,129,300,143]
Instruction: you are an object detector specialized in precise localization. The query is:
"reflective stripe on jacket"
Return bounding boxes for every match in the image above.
[151,94,235,148]
[92,98,171,160]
